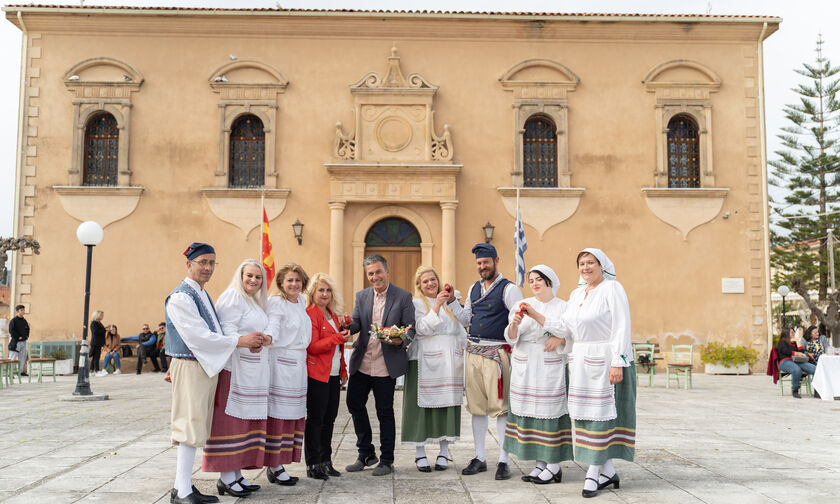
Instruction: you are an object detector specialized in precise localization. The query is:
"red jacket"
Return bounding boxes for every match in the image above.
[305,304,348,383]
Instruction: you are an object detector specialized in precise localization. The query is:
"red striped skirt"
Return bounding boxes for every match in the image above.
[201,370,304,472]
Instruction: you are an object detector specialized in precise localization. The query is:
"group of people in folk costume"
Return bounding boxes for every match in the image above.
[164,241,635,503]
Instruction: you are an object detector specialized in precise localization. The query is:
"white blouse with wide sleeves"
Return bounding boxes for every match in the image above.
[265,294,311,420]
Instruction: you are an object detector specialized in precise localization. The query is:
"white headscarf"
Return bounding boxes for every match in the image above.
[577,248,617,286]
[529,264,561,297]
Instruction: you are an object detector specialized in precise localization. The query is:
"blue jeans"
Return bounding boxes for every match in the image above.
[103,351,121,370]
[779,359,816,392]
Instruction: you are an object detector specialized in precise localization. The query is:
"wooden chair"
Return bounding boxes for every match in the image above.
[666,344,693,389]
[779,370,813,396]
[633,343,657,387]
[27,342,56,384]
[0,344,22,388]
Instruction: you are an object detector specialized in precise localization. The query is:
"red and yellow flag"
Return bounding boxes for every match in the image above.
[261,208,275,288]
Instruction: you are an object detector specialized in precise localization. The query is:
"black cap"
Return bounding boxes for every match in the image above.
[471,243,497,259]
[183,242,215,260]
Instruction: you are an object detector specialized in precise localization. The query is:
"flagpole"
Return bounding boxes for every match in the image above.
[260,191,265,259]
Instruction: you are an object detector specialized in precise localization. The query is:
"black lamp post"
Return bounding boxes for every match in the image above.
[292,219,304,245]
[482,222,495,243]
[777,285,790,331]
[73,221,103,396]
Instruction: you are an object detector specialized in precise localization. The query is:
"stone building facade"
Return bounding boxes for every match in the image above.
[4,6,780,363]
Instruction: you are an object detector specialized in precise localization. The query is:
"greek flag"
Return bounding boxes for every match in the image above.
[514,194,527,287]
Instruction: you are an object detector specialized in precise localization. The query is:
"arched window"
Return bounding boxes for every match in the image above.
[667,114,700,188]
[229,114,265,187]
[83,113,119,186]
[365,218,421,247]
[523,115,557,187]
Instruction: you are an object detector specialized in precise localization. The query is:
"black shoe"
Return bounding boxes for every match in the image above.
[372,463,393,476]
[814,390,821,399]
[216,479,251,497]
[190,486,219,503]
[307,464,329,480]
[598,472,620,490]
[533,467,562,485]
[266,467,299,486]
[461,457,487,475]
[415,456,432,473]
[793,390,802,398]
[434,455,452,471]
[346,454,378,472]
[20,372,28,377]
[170,490,202,504]
[322,461,341,477]
[235,477,260,492]
[495,462,512,480]
[582,477,600,498]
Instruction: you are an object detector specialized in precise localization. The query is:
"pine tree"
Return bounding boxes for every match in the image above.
[770,35,840,302]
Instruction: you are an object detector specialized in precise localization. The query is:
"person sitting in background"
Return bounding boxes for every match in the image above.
[136,323,162,374]
[777,327,816,398]
[157,322,169,371]
[100,324,122,375]
[802,325,829,363]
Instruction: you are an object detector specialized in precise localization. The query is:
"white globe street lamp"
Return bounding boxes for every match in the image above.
[777,285,791,330]
[73,221,104,397]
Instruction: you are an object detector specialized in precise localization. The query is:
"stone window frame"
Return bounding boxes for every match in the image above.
[499,58,579,188]
[63,57,143,187]
[208,59,288,189]
[643,59,722,188]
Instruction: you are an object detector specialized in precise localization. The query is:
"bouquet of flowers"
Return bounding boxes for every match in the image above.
[370,323,412,343]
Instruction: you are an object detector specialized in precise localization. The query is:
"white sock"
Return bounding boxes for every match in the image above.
[437,440,451,466]
[271,464,290,481]
[234,469,251,487]
[415,446,430,467]
[599,459,615,483]
[538,462,561,481]
[529,460,547,478]
[584,464,602,491]
[472,415,488,461]
[496,415,509,464]
[175,444,196,498]
[220,471,243,491]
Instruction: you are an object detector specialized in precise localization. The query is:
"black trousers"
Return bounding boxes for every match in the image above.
[159,350,168,371]
[345,371,396,464]
[136,346,161,373]
[304,375,341,466]
[89,344,103,371]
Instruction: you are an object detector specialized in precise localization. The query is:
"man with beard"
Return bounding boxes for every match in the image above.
[460,244,523,480]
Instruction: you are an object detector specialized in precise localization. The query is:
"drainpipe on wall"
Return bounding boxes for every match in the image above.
[757,22,772,354]
[10,11,29,315]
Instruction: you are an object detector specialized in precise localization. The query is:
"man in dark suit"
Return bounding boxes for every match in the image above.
[345,254,415,476]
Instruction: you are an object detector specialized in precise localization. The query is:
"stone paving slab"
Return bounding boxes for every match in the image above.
[1,372,838,503]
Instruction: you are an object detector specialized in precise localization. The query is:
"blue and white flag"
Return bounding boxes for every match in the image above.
[514,192,527,287]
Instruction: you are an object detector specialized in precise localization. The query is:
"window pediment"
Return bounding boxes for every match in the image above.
[643,59,721,99]
[208,59,289,95]
[500,58,580,100]
[63,57,143,92]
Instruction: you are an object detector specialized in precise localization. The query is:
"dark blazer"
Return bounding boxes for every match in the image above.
[347,283,415,379]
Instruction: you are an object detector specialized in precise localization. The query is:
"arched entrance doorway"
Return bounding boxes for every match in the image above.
[364,217,422,293]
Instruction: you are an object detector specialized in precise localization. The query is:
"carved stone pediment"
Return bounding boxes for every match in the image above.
[332,45,453,163]
[643,59,721,100]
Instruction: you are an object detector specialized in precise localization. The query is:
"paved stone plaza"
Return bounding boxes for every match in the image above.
[0,372,837,503]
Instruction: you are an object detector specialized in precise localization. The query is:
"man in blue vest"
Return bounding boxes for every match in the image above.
[461,243,523,480]
[165,243,266,504]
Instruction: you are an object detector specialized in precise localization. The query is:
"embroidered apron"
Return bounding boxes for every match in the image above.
[224,305,270,420]
[509,338,568,419]
[267,302,308,420]
[417,333,465,408]
[567,340,616,421]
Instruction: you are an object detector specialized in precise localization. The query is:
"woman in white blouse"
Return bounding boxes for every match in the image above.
[201,259,272,497]
[401,266,469,472]
[561,248,635,499]
[504,264,572,485]
[264,263,312,486]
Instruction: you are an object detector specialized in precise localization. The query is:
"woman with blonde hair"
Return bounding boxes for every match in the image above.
[263,263,311,485]
[401,265,469,472]
[89,310,106,375]
[304,272,349,480]
[202,259,273,497]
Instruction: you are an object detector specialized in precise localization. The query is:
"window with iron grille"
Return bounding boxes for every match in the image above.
[83,113,119,186]
[229,114,265,187]
[667,114,700,188]
[523,116,557,187]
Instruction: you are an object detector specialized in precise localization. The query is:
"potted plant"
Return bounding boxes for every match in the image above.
[50,349,74,375]
[700,342,758,375]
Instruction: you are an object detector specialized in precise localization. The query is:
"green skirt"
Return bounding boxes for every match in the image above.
[400,360,461,445]
[573,363,637,465]
[503,413,573,463]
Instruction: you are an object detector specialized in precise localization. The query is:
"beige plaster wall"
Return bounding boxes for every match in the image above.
[6,10,777,364]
